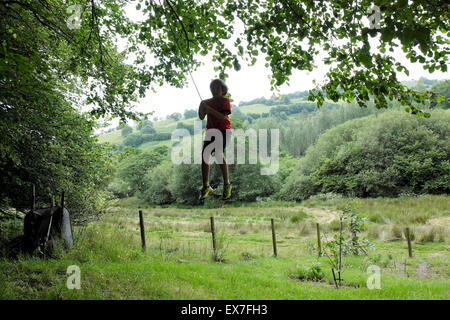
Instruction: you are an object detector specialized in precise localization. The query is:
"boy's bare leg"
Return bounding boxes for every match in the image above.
[219,156,229,185]
[202,154,210,187]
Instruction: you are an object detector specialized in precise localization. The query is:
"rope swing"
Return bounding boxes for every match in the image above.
[157,0,203,101]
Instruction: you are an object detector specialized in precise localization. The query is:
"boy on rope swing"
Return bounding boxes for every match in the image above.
[198,79,232,200]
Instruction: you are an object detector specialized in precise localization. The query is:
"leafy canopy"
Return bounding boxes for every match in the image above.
[2,1,448,122]
[131,0,449,117]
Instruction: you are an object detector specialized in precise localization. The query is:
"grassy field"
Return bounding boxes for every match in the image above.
[97,118,198,144]
[1,195,448,299]
[97,128,124,145]
[238,104,273,114]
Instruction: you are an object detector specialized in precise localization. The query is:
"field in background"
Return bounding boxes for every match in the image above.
[238,104,273,114]
[97,100,284,147]
[1,195,448,299]
[98,118,197,146]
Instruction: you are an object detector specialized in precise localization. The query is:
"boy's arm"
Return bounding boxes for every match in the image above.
[204,105,227,121]
[198,101,206,120]
[199,101,227,121]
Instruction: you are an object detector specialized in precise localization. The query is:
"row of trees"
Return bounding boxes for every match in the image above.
[108,145,279,205]
[238,95,291,106]
[123,132,172,148]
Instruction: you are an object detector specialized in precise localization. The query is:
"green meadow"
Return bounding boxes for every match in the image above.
[1,195,448,299]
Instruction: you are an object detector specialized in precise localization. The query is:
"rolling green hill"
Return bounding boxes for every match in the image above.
[98,117,199,149]
[97,98,313,149]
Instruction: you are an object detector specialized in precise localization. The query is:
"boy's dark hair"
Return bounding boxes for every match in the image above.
[210,79,228,96]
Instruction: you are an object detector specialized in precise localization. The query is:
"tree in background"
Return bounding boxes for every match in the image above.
[168,112,183,121]
[431,80,450,109]
[184,109,198,119]
[121,126,133,137]
[138,119,156,134]
[123,133,144,148]
[115,145,169,196]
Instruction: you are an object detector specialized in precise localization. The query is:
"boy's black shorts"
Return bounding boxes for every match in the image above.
[202,129,232,155]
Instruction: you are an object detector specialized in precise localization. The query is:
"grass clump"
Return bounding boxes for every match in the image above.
[290,210,308,223]
[291,262,324,282]
[390,225,404,240]
[415,226,447,244]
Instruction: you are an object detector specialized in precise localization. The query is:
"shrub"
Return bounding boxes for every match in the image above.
[326,219,343,232]
[123,133,144,147]
[141,122,156,134]
[390,225,403,240]
[280,110,450,200]
[115,149,167,196]
[292,263,324,282]
[168,163,203,205]
[167,154,280,204]
[140,161,175,205]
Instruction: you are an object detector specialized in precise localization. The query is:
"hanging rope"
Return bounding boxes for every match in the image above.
[157,0,203,101]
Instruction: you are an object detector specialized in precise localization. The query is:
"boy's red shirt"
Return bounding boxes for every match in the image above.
[205,97,232,130]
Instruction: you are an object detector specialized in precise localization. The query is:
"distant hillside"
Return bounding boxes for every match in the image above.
[402,77,440,91]
[98,77,449,151]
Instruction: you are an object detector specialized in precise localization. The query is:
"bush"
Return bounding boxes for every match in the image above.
[280,110,450,200]
[415,226,446,243]
[168,163,203,205]
[106,176,132,198]
[123,133,144,147]
[390,225,403,240]
[141,121,156,134]
[165,159,280,204]
[115,149,167,196]
[140,161,175,204]
[292,263,324,282]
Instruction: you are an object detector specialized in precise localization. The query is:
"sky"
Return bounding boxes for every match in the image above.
[108,3,450,125]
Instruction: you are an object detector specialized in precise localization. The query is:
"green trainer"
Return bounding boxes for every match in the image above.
[222,183,231,200]
[200,185,213,200]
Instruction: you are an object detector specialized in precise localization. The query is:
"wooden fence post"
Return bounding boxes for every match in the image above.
[316,223,322,257]
[271,218,277,257]
[405,227,412,258]
[210,216,217,261]
[139,210,146,251]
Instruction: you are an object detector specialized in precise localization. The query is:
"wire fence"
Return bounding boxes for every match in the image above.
[135,212,313,262]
